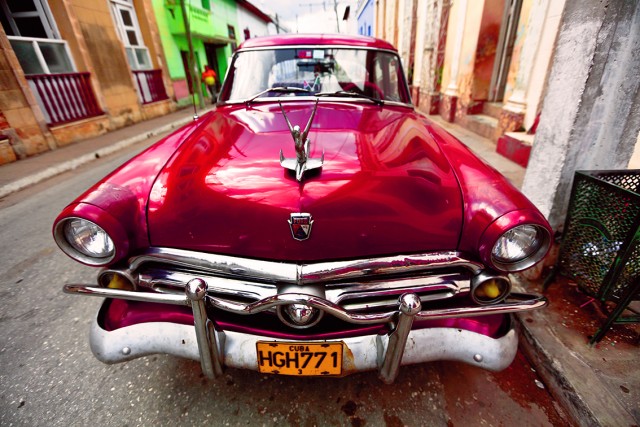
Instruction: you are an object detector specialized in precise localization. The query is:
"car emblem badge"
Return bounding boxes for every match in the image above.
[279,100,324,182]
[289,213,313,241]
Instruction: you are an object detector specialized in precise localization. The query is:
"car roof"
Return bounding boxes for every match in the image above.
[237,33,398,52]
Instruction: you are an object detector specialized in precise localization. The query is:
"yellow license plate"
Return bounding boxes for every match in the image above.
[256,341,343,376]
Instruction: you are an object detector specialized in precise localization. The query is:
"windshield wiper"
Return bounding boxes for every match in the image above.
[315,90,384,106]
[245,87,312,106]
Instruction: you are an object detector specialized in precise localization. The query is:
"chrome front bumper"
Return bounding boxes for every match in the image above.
[65,281,546,383]
[89,305,519,377]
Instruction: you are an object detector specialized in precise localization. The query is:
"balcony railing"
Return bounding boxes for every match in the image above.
[133,69,169,105]
[26,72,103,126]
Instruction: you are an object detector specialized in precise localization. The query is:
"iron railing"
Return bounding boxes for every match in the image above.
[133,69,169,105]
[26,72,103,126]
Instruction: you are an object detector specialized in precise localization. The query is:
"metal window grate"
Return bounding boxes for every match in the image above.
[555,170,640,343]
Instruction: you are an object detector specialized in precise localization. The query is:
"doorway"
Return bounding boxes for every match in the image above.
[204,43,225,93]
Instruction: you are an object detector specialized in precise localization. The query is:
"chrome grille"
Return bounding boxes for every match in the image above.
[122,248,484,317]
[135,267,470,315]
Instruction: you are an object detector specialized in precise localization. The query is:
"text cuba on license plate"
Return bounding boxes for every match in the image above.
[256,342,344,376]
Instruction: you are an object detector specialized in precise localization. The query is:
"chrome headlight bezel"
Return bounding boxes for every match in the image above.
[478,210,552,273]
[54,217,116,266]
[490,224,550,272]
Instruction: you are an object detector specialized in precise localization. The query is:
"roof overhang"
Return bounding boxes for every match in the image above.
[236,0,273,24]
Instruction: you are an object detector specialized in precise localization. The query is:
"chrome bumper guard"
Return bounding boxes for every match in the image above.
[64,281,546,383]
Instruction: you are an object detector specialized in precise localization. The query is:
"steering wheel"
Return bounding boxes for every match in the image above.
[342,82,385,100]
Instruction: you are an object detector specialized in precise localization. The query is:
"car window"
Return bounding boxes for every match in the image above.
[372,54,403,102]
[221,47,411,104]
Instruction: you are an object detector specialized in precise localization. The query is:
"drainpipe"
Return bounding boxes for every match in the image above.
[181,0,205,110]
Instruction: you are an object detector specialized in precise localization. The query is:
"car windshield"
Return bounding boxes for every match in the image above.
[220,47,411,104]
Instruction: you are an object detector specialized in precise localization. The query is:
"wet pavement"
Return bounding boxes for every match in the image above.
[438,354,570,426]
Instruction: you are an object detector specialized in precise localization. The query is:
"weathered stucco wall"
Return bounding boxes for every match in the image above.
[629,132,640,168]
[522,0,640,229]
[397,0,414,81]
[48,1,87,72]
[439,0,457,94]
[384,0,399,47]
[0,0,174,164]
[502,0,532,106]
[412,0,441,109]
[521,0,565,129]
[441,0,496,115]
[0,37,52,161]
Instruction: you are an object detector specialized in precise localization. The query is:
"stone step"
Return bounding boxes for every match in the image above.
[497,131,534,167]
[465,114,498,140]
[482,102,503,119]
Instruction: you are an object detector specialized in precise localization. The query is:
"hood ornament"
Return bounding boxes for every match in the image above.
[279,100,324,182]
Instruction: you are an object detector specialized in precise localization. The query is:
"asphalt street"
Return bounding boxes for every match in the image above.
[0,135,570,426]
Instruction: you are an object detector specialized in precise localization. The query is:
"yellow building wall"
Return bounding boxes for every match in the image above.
[442,0,486,110]
[0,0,174,164]
[56,0,143,129]
[441,0,485,100]
[439,1,457,94]
[48,1,87,72]
[0,29,53,162]
[503,0,533,105]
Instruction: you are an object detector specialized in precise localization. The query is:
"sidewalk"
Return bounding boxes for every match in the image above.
[0,107,637,426]
[0,106,209,198]
[430,115,639,426]
[428,115,526,189]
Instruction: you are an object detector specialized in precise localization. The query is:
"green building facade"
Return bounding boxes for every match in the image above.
[152,0,239,105]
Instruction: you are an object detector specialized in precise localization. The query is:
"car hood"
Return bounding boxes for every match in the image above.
[147,102,463,261]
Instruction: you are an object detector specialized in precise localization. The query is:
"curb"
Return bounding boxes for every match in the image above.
[515,314,599,426]
[0,115,194,199]
[512,272,638,426]
[516,312,638,426]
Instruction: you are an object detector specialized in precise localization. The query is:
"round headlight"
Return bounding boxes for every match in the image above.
[492,225,541,262]
[491,224,550,271]
[60,218,115,264]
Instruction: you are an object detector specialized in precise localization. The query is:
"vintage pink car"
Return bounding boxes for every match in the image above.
[54,34,551,383]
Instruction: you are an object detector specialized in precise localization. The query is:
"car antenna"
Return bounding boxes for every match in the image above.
[190,65,199,120]
[181,0,201,121]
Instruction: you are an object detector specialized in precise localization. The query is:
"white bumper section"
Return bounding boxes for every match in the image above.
[89,309,518,376]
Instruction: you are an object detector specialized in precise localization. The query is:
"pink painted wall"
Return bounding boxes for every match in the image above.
[172,79,190,101]
[472,0,505,102]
